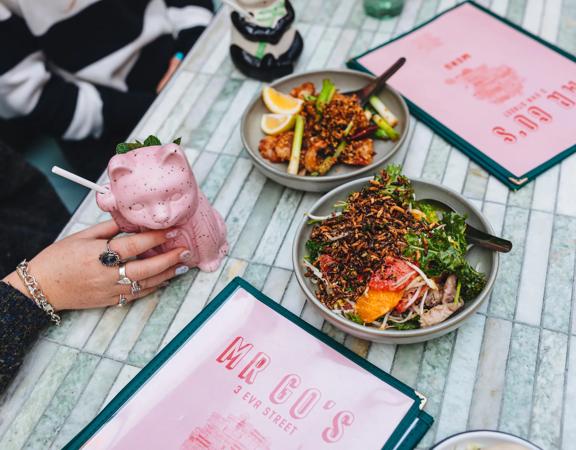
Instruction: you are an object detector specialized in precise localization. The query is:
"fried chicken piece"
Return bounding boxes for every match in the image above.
[290,82,316,100]
[258,131,294,163]
[303,136,327,173]
[341,139,374,166]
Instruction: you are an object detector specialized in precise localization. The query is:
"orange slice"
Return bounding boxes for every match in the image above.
[355,289,404,323]
[262,86,303,114]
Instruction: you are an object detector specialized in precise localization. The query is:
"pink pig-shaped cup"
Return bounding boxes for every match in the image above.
[96,143,228,272]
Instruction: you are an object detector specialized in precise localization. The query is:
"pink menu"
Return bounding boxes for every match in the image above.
[351,2,576,187]
[81,287,420,449]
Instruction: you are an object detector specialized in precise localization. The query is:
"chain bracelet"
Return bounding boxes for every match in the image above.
[15,260,61,326]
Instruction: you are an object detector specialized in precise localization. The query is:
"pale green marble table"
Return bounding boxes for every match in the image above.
[2,0,576,449]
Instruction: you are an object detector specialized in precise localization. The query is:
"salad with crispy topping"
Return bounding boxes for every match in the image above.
[303,166,486,330]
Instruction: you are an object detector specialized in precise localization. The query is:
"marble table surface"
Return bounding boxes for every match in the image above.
[2,0,576,449]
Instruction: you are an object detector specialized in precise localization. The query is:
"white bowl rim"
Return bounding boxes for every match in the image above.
[430,429,542,449]
[240,68,410,183]
[292,175,500,338]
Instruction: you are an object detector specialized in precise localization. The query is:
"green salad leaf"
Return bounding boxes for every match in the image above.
[305,239,326,262]
[344,312,364,324]
[374,165,414,205]
[413,200,439,223]
[389,318,420,330]
[404,211,486,301]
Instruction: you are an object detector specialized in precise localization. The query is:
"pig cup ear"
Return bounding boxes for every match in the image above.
[108,160,133,182]
[159,143,189,168]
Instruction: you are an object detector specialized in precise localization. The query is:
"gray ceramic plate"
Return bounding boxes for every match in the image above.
[241,69,410,192]
[431,430,541,449]
[292,176,499,344]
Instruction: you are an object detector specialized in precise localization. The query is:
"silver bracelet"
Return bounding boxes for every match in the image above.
[15,260,61,326]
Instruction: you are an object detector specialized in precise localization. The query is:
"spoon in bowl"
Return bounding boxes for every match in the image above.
[418,198,512,253]
[343,57,406,105]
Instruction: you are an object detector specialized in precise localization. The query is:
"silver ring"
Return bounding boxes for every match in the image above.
[117,264,133,286]
[99,239,122,267]
[117,294,127,308]
[130,280,142,295]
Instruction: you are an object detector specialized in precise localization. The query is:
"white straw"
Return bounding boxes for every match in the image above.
[51,166,107,194]
[222,0,253,17]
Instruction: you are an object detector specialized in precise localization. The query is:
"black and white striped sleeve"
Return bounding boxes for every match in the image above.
[165,0,214,54]
[0,4,106,141]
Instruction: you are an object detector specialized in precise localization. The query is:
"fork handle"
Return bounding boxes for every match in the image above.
[357,57,406,104]
[466,225,512,253]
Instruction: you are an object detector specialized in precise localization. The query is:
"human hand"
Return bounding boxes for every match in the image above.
[156,54,183,93]
[3,220,192,311]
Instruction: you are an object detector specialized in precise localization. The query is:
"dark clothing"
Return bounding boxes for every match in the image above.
[0,282,50,395]
[0,140,68,394]
[0,141,70,276]
[0,0,213,178]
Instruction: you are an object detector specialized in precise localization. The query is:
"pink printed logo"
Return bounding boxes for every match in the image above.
[269,374,301,404]
[446,64,524,104]
[321,411,355,443]
[181,412,271,449]
[216,336,253,369]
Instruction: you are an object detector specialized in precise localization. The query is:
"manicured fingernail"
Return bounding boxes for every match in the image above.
[160,281,170,288]
[166,230,179,239]
[175,265,189,276]
[180,250,192,261]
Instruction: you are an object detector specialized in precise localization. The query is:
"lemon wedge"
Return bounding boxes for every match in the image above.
[262,86,303,114]
[261,113,296,135]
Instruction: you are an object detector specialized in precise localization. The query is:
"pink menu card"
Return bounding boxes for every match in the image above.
[67,279,431,450]
[348,1,576,189]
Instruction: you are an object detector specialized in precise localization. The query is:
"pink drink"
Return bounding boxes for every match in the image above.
[96,144,228,272]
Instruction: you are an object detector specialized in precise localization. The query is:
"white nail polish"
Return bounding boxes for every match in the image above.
[166,230,179,239]
[175,265,189,275]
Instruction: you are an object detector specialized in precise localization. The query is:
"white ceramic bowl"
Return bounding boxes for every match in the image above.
[241,69,410,192]
[432,430,541,450]
[292,176,499,344]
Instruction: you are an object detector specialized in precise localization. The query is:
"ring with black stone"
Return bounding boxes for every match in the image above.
[99,239,122,267]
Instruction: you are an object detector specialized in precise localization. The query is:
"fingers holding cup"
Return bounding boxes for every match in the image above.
[123,247,191,282]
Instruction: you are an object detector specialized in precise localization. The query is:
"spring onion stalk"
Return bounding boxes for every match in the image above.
[369,96,398,127]
[317,141,346,175]
[316,79,336,113]
[364,108,373,121]
[374,128,389,140]
[372,114,400,141]
[454,279,462,305]
[287,115,304,175]
[317,120,355,175]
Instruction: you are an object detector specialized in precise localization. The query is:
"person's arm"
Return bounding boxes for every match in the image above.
[0,220,193,395]
[0,5,154,141]
[0,282,50,394]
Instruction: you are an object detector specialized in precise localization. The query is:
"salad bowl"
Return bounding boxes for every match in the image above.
[431,430,541,449]
[292,175,499,344]
[241,68,410,192]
